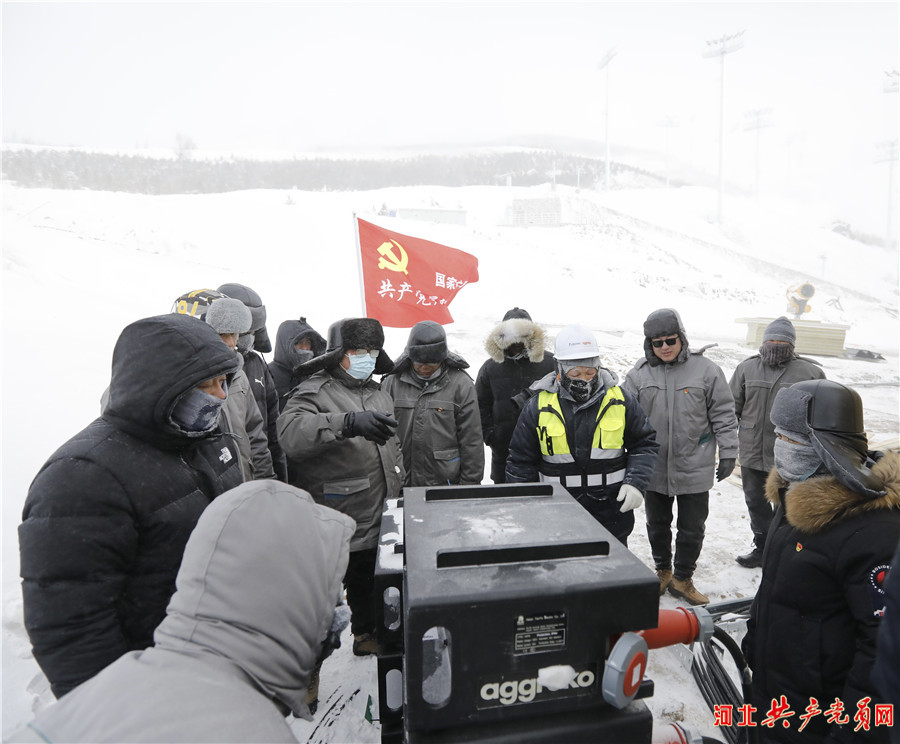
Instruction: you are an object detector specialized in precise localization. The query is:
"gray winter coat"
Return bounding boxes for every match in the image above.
[223,365,276,481]
[9,480,355,743]
[729,354,825,472]
[623,341,738,495]
[382,353,484,487]
[277,367,404,551]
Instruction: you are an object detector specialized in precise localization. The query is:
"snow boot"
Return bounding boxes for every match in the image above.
[656,568,673,596]
[736,545,764,568]
[668,577,709,606]
[353,632,378,657]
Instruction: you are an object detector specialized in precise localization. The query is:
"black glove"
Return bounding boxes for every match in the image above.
[343,411,398,445]
[716,458,736,482]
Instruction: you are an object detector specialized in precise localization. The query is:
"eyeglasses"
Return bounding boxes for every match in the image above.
[651,337,679,348]
[346,349,379,359]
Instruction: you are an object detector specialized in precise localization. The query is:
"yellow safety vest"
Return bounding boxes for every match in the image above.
[535,387,627,489]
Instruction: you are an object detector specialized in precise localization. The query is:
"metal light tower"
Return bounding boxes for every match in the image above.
[703,30,745,222]
[598,48,617,191]
[744,108,773,198]
[881,70,899,250]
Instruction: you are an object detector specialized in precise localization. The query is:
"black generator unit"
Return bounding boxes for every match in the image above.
[374,482,661,743]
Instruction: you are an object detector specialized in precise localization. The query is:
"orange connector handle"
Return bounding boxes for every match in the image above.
[638,607,702,650]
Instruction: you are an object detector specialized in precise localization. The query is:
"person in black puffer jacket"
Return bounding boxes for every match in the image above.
[271,317,327,411]
[18,313,243,699]
[475,307,556,483]
[743,380,899,744]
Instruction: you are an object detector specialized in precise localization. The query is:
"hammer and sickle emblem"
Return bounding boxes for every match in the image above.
[377,240,409,275]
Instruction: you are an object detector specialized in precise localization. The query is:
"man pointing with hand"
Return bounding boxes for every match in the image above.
[278,317,403,657]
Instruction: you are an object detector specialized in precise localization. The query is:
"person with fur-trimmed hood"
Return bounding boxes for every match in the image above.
[475,307,556,483]
[277,317,404,657]
[270,317,327,410]
[10,480,355,743]
[506,324,658,545]
[729,316,825,569]
[623,308,738,606]
[382,321,484,486]
[19,314,243,699]
[743,380,899,744]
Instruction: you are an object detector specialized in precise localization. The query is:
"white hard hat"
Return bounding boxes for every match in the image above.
[554,324,600,361]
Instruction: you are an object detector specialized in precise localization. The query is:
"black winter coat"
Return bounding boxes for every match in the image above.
[743,454,900,743]
[475,317,556,482]
[241,350,288,481]
[270,318,327,411]
[19,314,244,698]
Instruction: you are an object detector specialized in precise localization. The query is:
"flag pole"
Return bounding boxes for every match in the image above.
[352,213,367,317]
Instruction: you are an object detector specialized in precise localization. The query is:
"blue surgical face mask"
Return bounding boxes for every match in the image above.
[774,438,823,482]
[171,386,226,433]
[345,353,377,380]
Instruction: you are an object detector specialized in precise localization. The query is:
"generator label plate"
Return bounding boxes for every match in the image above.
[513,611,567,654]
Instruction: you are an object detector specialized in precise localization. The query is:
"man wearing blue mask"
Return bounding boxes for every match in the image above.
[277,317,403,658]
[19,313,243,699]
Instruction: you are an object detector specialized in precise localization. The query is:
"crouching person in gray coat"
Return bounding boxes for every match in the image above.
[8,480,356,744]
[278,317,404,658]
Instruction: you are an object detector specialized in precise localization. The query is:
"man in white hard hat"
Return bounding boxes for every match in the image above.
[506,324,659,545]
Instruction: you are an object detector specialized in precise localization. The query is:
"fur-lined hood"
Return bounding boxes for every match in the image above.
[484,318,548,363]
[766,451,900,534]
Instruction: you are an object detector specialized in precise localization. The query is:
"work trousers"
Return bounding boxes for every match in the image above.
[741,466,774,548]
[645,490,709,580]
[344,547,378,637]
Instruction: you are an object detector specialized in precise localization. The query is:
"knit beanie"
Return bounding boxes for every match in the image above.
[205,298,252,335]
[763,316,796,344]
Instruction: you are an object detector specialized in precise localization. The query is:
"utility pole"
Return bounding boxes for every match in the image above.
[598,48,617,191]
[703,30,745,223]
[875,140,898,250]
[744,108,773,198]
[881,70,899,250]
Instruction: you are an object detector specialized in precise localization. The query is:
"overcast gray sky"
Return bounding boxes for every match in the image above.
[2,2,898,230]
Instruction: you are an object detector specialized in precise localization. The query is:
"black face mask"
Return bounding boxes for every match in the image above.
[759,342,795,366]
[505,342,526,360]
[564,376,596,402]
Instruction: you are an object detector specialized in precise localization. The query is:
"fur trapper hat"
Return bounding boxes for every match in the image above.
[294,317,394,377]
[407,321,448,364]
[205,298,253,335]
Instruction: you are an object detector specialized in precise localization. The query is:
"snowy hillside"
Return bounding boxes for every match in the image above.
[2,179,898,741]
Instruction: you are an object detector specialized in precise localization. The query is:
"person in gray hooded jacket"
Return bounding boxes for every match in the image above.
[277,317,404,657]
[382,320,484,486]
[9,480,356,744]
[623,308,738,605]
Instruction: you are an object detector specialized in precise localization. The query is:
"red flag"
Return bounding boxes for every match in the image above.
[357,218,479,328]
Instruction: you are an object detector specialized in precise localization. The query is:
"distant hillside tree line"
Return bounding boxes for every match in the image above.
[0,147,673,194]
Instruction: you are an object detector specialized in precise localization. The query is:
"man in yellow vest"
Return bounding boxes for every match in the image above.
[506,324,659,545]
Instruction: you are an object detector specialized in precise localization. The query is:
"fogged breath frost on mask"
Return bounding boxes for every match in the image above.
[171,387,226,433]
[774,438,824,481]
[759,342,795,366]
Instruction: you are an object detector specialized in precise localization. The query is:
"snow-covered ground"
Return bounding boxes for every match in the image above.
[2,179,898,741]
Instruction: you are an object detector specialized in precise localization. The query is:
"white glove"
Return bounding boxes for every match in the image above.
[616,484,643,513]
